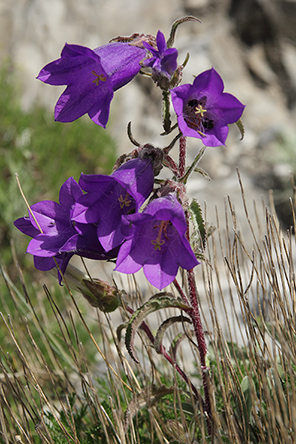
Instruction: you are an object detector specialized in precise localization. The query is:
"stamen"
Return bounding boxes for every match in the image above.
[195,104,207,117]
[92,71,107,86]
[151,238,165,250]
[151,220,170,251]
[118,192,132,209]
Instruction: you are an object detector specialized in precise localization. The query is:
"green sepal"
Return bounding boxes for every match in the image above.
[236,118,245,140]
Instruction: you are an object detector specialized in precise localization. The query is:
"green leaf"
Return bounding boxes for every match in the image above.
[125,294,190,363]
[235,375,254,438]
[241,376,253,421]
[190,199,206,249]
[179,146,207,184]
[236,118,245,140]
[193,167,211,181]
[154,315,192,354]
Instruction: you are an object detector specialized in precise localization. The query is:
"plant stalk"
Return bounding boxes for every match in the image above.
[178,135,212,434]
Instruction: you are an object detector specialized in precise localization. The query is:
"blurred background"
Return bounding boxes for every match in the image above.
[1,0,296,273]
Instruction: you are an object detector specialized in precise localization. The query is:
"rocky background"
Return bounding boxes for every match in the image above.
[1,0,296,332]
[1,0,296,223]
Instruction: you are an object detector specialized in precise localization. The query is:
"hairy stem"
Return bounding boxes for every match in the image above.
[173,278,190,306]
[178,135,186,178]
[162,90,171,133]
[187,268,212,434]
[177,134,212,432]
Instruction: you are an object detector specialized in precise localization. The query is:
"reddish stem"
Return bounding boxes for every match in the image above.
[178,135,187,178]
[173,278,190,306]
[178,135,212,432]
[187,267,212,434]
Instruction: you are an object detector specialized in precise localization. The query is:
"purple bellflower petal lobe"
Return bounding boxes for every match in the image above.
[54,81,114,127]
[27,228,74,257]
[38,44,104,85]
[37,42,146,126]
[115,194,199,290]
[142,30,178,79]
[34,256,58,272]
[111,157,154,208]
[94,42,146,91]
[14,216,40,238]
[26,201,68,235]
[171,67,245,147]
[72,158,154,252]
[59,176,83,209]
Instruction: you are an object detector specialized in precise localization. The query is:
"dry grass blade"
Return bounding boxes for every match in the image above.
[1,174,296,442]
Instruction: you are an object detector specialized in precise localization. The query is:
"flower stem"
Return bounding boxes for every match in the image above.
[178,135,186,178]
[187,268,212,434]
[173,278,190,306]
[177,134,212,433]
[162,90,171,133]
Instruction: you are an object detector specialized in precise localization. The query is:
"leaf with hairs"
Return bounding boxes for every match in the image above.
[125,293,190,363]
[190,199,206,249]
[169,330,195,362]
[154,315,192,354]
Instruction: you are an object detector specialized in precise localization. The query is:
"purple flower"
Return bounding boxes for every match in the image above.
[171,68,245,147]
[14,177,117,282]
[72,157,154,252]
[37,42,146,127]
[142,30,178,80]
[114,194,199,290]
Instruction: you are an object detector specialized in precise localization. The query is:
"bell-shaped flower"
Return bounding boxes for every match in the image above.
[37,42,146,127]
[14,177,117,282]
[115,194,199,290]
[142,30,178,80]
[72,157,154,252]
[171,68,245,147]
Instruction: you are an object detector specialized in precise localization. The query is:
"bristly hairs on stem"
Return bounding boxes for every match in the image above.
[160,122,179,136]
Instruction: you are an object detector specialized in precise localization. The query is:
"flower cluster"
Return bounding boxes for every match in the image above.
[15,19,245,292]
[15,156,198,289]
[14,177,119,282]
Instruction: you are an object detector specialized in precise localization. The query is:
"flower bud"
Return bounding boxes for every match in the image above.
[64,264,121,312]
[81,278,121,312]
